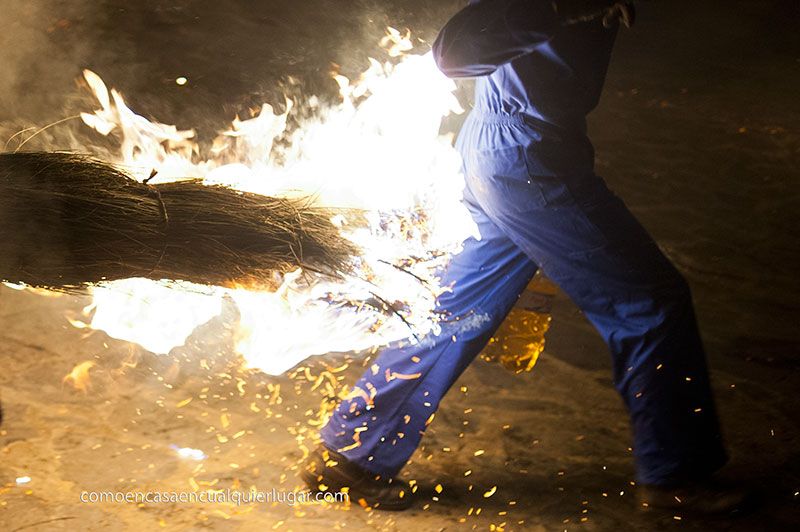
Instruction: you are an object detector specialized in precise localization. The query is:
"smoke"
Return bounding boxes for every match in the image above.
[0,1,107,150]
[0,0,462,153]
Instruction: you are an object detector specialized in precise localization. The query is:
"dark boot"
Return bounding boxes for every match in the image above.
[637,479,751,516]
[301,445,413,511]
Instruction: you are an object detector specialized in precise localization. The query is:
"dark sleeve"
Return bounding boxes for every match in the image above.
[432,0,560,78]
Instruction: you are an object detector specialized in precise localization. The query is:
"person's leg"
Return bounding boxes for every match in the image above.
[320,187,537,477]
[472,160,727,486]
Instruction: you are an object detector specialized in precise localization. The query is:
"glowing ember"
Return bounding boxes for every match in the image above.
[72,29,474,374]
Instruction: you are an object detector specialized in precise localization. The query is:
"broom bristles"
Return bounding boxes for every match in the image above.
[0,151,359,290]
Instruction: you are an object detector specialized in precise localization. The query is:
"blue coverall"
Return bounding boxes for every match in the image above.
[321,0,727,486]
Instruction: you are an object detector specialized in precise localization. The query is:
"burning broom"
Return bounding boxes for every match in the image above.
[0,151,359,290]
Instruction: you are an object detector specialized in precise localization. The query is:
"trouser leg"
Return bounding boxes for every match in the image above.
[324,115,726,484]
[320,187,537,476]
[473,161,727,486]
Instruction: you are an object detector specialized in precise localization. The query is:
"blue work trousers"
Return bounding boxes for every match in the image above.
[321,114,727,486]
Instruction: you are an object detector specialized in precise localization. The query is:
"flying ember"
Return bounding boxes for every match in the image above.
[73,29,475,375]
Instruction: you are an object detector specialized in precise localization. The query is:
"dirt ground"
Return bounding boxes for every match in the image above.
[1,1,799,530]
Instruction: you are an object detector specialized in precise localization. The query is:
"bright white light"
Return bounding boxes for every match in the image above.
[170,445,207,461]
[76,34,476,375]
[88,280,223,354]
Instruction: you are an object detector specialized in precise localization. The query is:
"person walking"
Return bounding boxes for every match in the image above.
[304,0,745,514]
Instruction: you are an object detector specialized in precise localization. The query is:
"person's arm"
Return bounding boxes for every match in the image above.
[432,0,560,78]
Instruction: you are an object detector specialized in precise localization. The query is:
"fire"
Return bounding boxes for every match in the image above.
[63,360,95,393]
[72,28,474,375]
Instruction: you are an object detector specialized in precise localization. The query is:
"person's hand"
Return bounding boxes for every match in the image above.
[553,0,636,28]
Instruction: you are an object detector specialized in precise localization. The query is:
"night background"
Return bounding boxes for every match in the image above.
[0,0,798,529]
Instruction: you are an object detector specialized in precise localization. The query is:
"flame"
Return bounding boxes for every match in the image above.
[63,360,95,393]
[74,30,475,375]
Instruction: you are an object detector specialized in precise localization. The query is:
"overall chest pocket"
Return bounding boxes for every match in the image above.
[468,145,547,214]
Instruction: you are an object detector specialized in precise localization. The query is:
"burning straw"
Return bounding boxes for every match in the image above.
[0,151,358,290]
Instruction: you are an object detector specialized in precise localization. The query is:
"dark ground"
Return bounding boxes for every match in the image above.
[0,0,799,530]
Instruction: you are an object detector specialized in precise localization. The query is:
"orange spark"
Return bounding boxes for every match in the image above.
[385,369,422,382]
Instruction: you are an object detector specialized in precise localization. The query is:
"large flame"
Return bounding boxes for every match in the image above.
[74,29,475,375]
